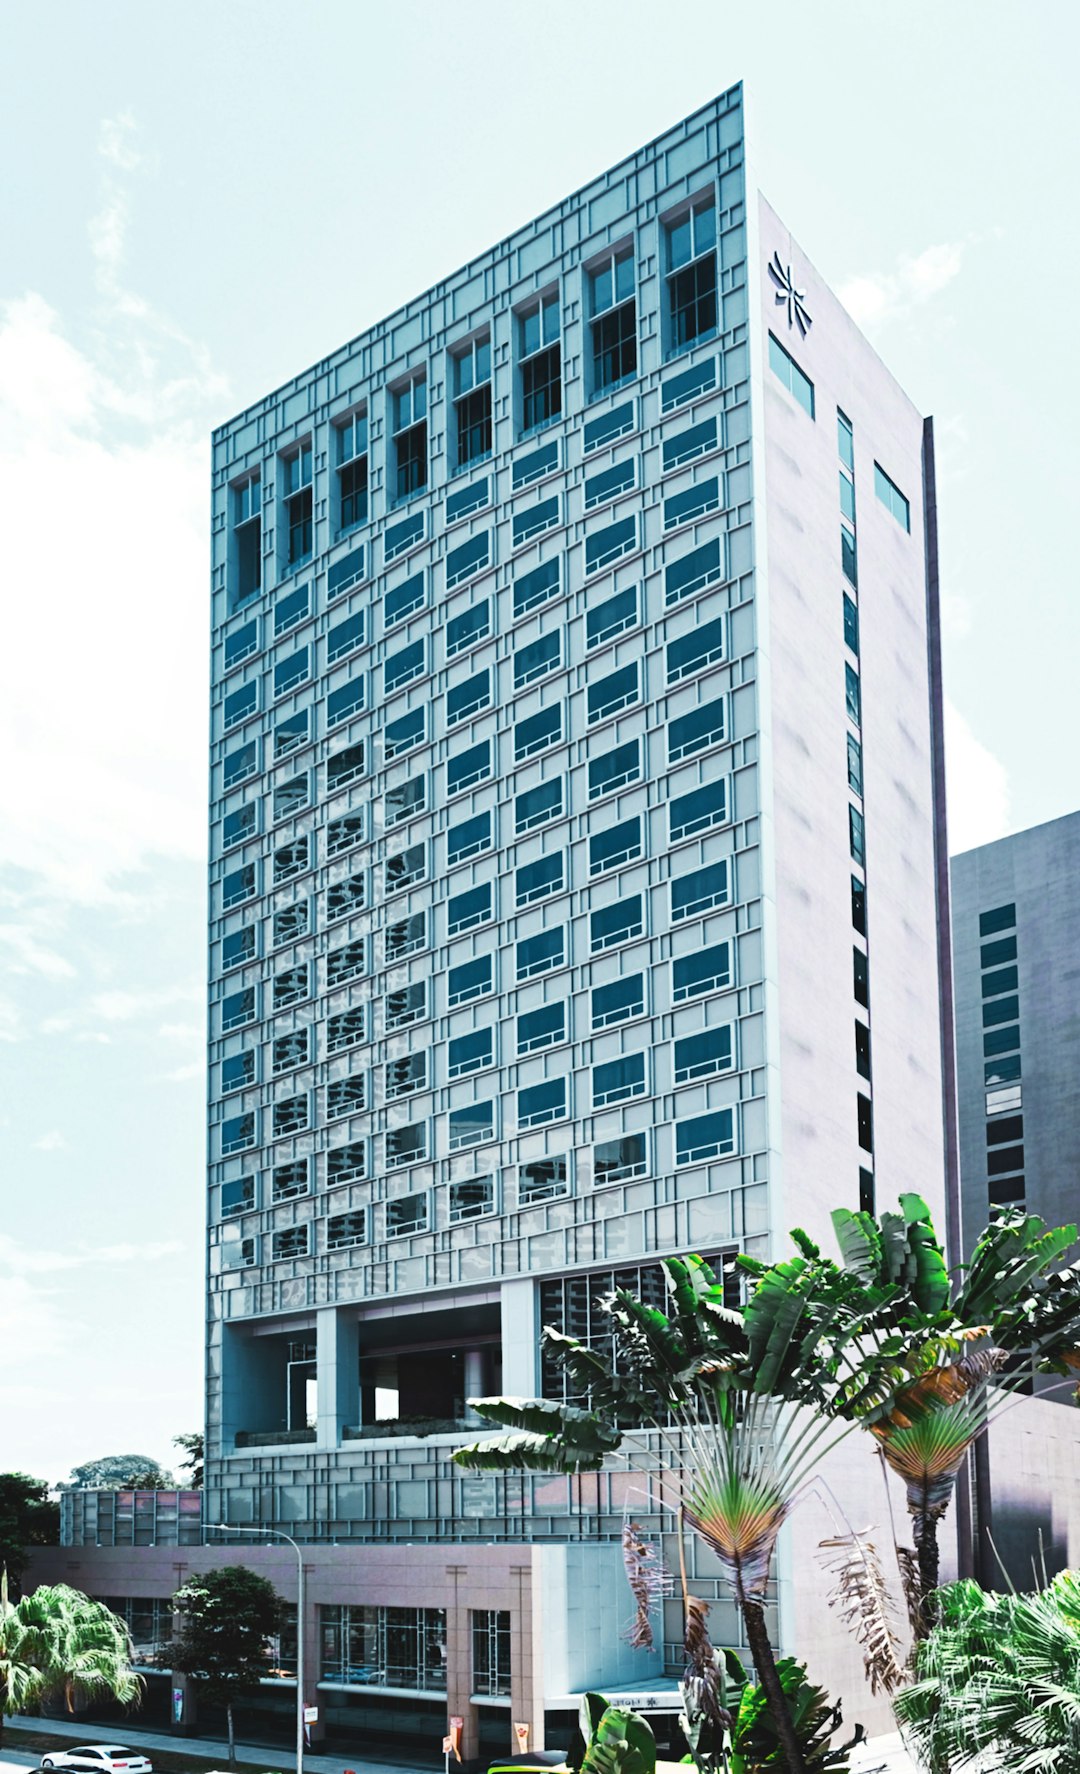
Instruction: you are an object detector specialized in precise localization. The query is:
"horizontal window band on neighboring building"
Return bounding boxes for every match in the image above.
[874,463,911,532]
[979,903,1016,937]
[661,355,717,413]
[664,535,725,606]
[583,399,636,454]
[768,332,815,417]
[446,531,492,588]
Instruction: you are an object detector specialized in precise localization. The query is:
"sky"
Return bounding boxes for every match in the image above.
[1,0,1077,1486]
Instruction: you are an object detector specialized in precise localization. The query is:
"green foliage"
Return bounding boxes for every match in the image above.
[172,1433,204,1489]
[714,1651,864,1774]
[573,1692,657,1774]
[0,1474,59,1592]
[895,1571,1080,1773]
[0,1576,141,1725]
[171,1565,281,1705]
[66,1454,173,1490]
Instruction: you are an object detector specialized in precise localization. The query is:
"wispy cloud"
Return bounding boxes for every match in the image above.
[0,1233,184,1275]
[944,698,1011,854]
[0,922,76,980]
[32,1130,69,1152]
[838,237,978,333]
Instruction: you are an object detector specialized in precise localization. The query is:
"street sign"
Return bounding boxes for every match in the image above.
[303,1705,319,1723]
[514,1724,530,1752]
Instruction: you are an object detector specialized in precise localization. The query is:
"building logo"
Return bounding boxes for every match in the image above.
[769,252,811,337]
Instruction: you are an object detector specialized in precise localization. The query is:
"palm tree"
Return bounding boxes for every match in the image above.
[824,1197,1080,1635]
[894,1570,1080,1773]
[0,1574,141,1746]
[454,1247,883,1774]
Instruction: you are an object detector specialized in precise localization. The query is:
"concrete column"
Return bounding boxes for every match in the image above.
[445,1573,479,1764]
[301,1580,325,1745]
[316,1306,359,1447]
[464,1347,487,1423]
[500,1276,539,1396]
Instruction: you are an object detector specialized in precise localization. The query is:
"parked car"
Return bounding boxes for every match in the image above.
[41,1748,153,1774]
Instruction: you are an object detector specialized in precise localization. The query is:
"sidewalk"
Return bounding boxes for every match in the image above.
[4,1716,429,1774]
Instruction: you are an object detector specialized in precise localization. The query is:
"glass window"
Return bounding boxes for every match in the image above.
[837,411,854,471]
[674,1025,734,1083]
[664,476,721,532]
[671,859,730,922]
[584,515,637,576]
[519,295,561,434]
[453,335,493,469]
[979,904,1016,937]
[385,573,426,629]
[447,668,491,726]
[225,617,259,670]
[385,981,427,1030]
[448,1028,494,1078]
[515,779,563,834]
[272,838,308,886]
[222,928,256,970]
[386,1126,427,1170]
[448,955,494,1006]
[516,928,565,980]
[386,1052,427,1099]
[272,1158,310,1200]
[676,1109,735,1165]
[668,696,726,762]
[854,947,870,1008]
[448,882,493,936]
[447,739,492,797]
[874,463,911,531]
[983,995,1020,1028]
[588,738,641,800]
[516,853,564,906]
[518,1078,568,1128]
[273,1092,310,1137]
[385,706,426,758]
[221,1112,255,1155]
[590,249,637,395]
[223,740,258,789]
[515,705,563,761]
[384,639,426,695]
[326,939,366,989]
[594,1132,646,1186]
[449,1101,494,1150]
[983,1024,1020,1058]
[327,1006,366,1054]
[221,988,255,1031]
[273,902,308,947]
[386,1189,429,1231]
[584,458,636,511]
[514,631,562,689]
[586,586,637,649]
[274,774,310,822]
[447,811,492,865]
[841,523,858,588]
[513,496,560,551]
[446,600,491,657]
[849,802,865,865]
[327,678,365,726]
[224,681,257,729]
[593,1052,646,1107]
[223,803,257,848]
[327,740,366,794]
[222,863,256,909]
[328,1210,367,1250]
[274,646,309,698]
[446,532,491,589]
[385,912,427,961]
[587,662,640,723]
[664,536,724,606]
[665,199,717,353]
[768,333,815,417]
[670,779,728,843]
[385,775,426,827]
[851,875,867,936]
[589,816,641,876]
[843,593,860,655]
[513,556,562,618]
[519,1157,569,1203]
[666,616,726,683]
[856,1020,872,1081]
[221,1176,255,1217]
[845,663,862,725]
[584,399,636,452]
[385,842,426,894]
[590,895,643,952]
[271,1225,309,1261]
[517,1003,566,1054]
[673,941,732,1002]
[981,935,1018,968]
[221,1050,254,1093]
[451,1178,495,1223]
[592,974,644,1029]
[663,417,718,473]
[392,376,427,502]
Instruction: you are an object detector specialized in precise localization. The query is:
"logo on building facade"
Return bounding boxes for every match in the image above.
[768,252,811,337]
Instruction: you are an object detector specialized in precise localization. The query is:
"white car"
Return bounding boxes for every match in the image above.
[41,1749,153,1774]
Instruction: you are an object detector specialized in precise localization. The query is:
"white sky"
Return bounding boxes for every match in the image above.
[1,0,1077,1483]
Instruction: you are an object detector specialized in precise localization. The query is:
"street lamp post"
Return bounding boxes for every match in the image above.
[210,1524,305,1774]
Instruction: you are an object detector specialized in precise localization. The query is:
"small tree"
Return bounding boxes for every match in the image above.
[0,1577,141,1748]
[172,1434,204,1490]
[0,1475,60,1594]
[66,1455,173,1490]
[171,1566,281,1767]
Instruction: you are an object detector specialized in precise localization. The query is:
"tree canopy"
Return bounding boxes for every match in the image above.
[65,1455,173,1490]
[0,1474,59,1592]
[171,1565,281,1766]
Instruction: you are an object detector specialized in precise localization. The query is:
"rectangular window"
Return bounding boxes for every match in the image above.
[584,399,636,453]
[847,732,864,797]
[588,738,640,800]
[386,1188,428,1231]
[221,1050,255,1094]
[385,842,426,895]
[224,681,257,729]
[385,1052,427,1099]
[590,248,637,396]
[983,1024,1020,1058]
[594,1132,646,1186]
[513,496,560,551]
[513,556,561,618]
[232,473,262,604]
[448,955,493,1007]
[447,738,492,797]
[516,928,565,980]
[327,1006,366,1054]
[665,536,724,606]
[587,661,640,724]
[517,1003,566,1054]
[584,458,636,511]
[335,410,369,533]
[221,1112,255,1156]
[589,816,641,877]
[661,356,717,413]
[225,617,259,670]
[326,940,366,989]
[845,663,861,726]
[271,1225,309,1262]
[593,1052,646,1108]
[983,995,1020,1028]
[515,705,563,761]
[671,858,730,922]
[327,1210,367,1251]
[385,706,426,758]
[663,417,718,473]
[855,1020,872,1081]
[516,853,564,906]
[512,437,560,489]
[326,1144,366,1193]
[327,678,365,727]
[849,803,865,866]
[274,775,309,822]
[385,981,427,1030]
[843,592,860,655]
[981,935,1017,968]
[585,515,637,577]
[514,630,562,689]
[857,1093,874,1154]
[874,463,911,531]
[273,1093,309,1138]
[221,1176,255,1217]
[384,509,425,563]
[328,544,367,598]
[515,779,563,834]
[384,776,426,829]
[221,988,256,1031]
[223,741,258,789]
[841,523,858,588]
[674,1024,734,1083]
[384,639,426,697]
[385,573,426,629]
[668,696,726,762]
[447,882,493,936]
[518,1078,567,1128]
[446,600,491,658]
[979,904,1016,937]
[446,532,492,590]
[666,616,726,683]
[676,1109,735,1165]
[768,333,815,417]
[223,804,256,848]
[222,928,256,970]
[274,646,309,698]
[587,585,637,649]
[664,476,721,532]
[590,894,643,952]
[222,864,256,909]
[854,946,870,1008]
[327,741,366,795]
[453,335,492,468]
[837,411,854,471]
[448,1028,494,1078]
[327,1072,367,1121]
[282,443,313,567]
[851,875,867,936]
[670,778,728,843]
[273,837,309,885]
[270,582,308,642]
[665,199,717,353]
[447,810,492,866]
[446,476,490,526]
[385,912,427,961]
[985,1052,1021,1088]
[519,294,561,434]
[449,1101,494,1150]
[447,667,491,726]
[519,1156,569,1203]
[271,1159,309,1201]
[673,941,732,1002]
[273,902,308,947]
[392,376,427,502]
[275,712,308,758]
[592,974,644,1029]
[450,1178,496,1223]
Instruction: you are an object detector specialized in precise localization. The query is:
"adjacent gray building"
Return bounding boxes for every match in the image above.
[36,85,957,1755]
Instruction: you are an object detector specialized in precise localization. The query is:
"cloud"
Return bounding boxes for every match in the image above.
[0,1233,183,1275]
[160,1060,203,1084]
[33,1130,69,1152]
[98,112,142,173]
[838,239,970,332]
[157,1020,202,1043]
[944,698,1011,854]
[0,923,76,980]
